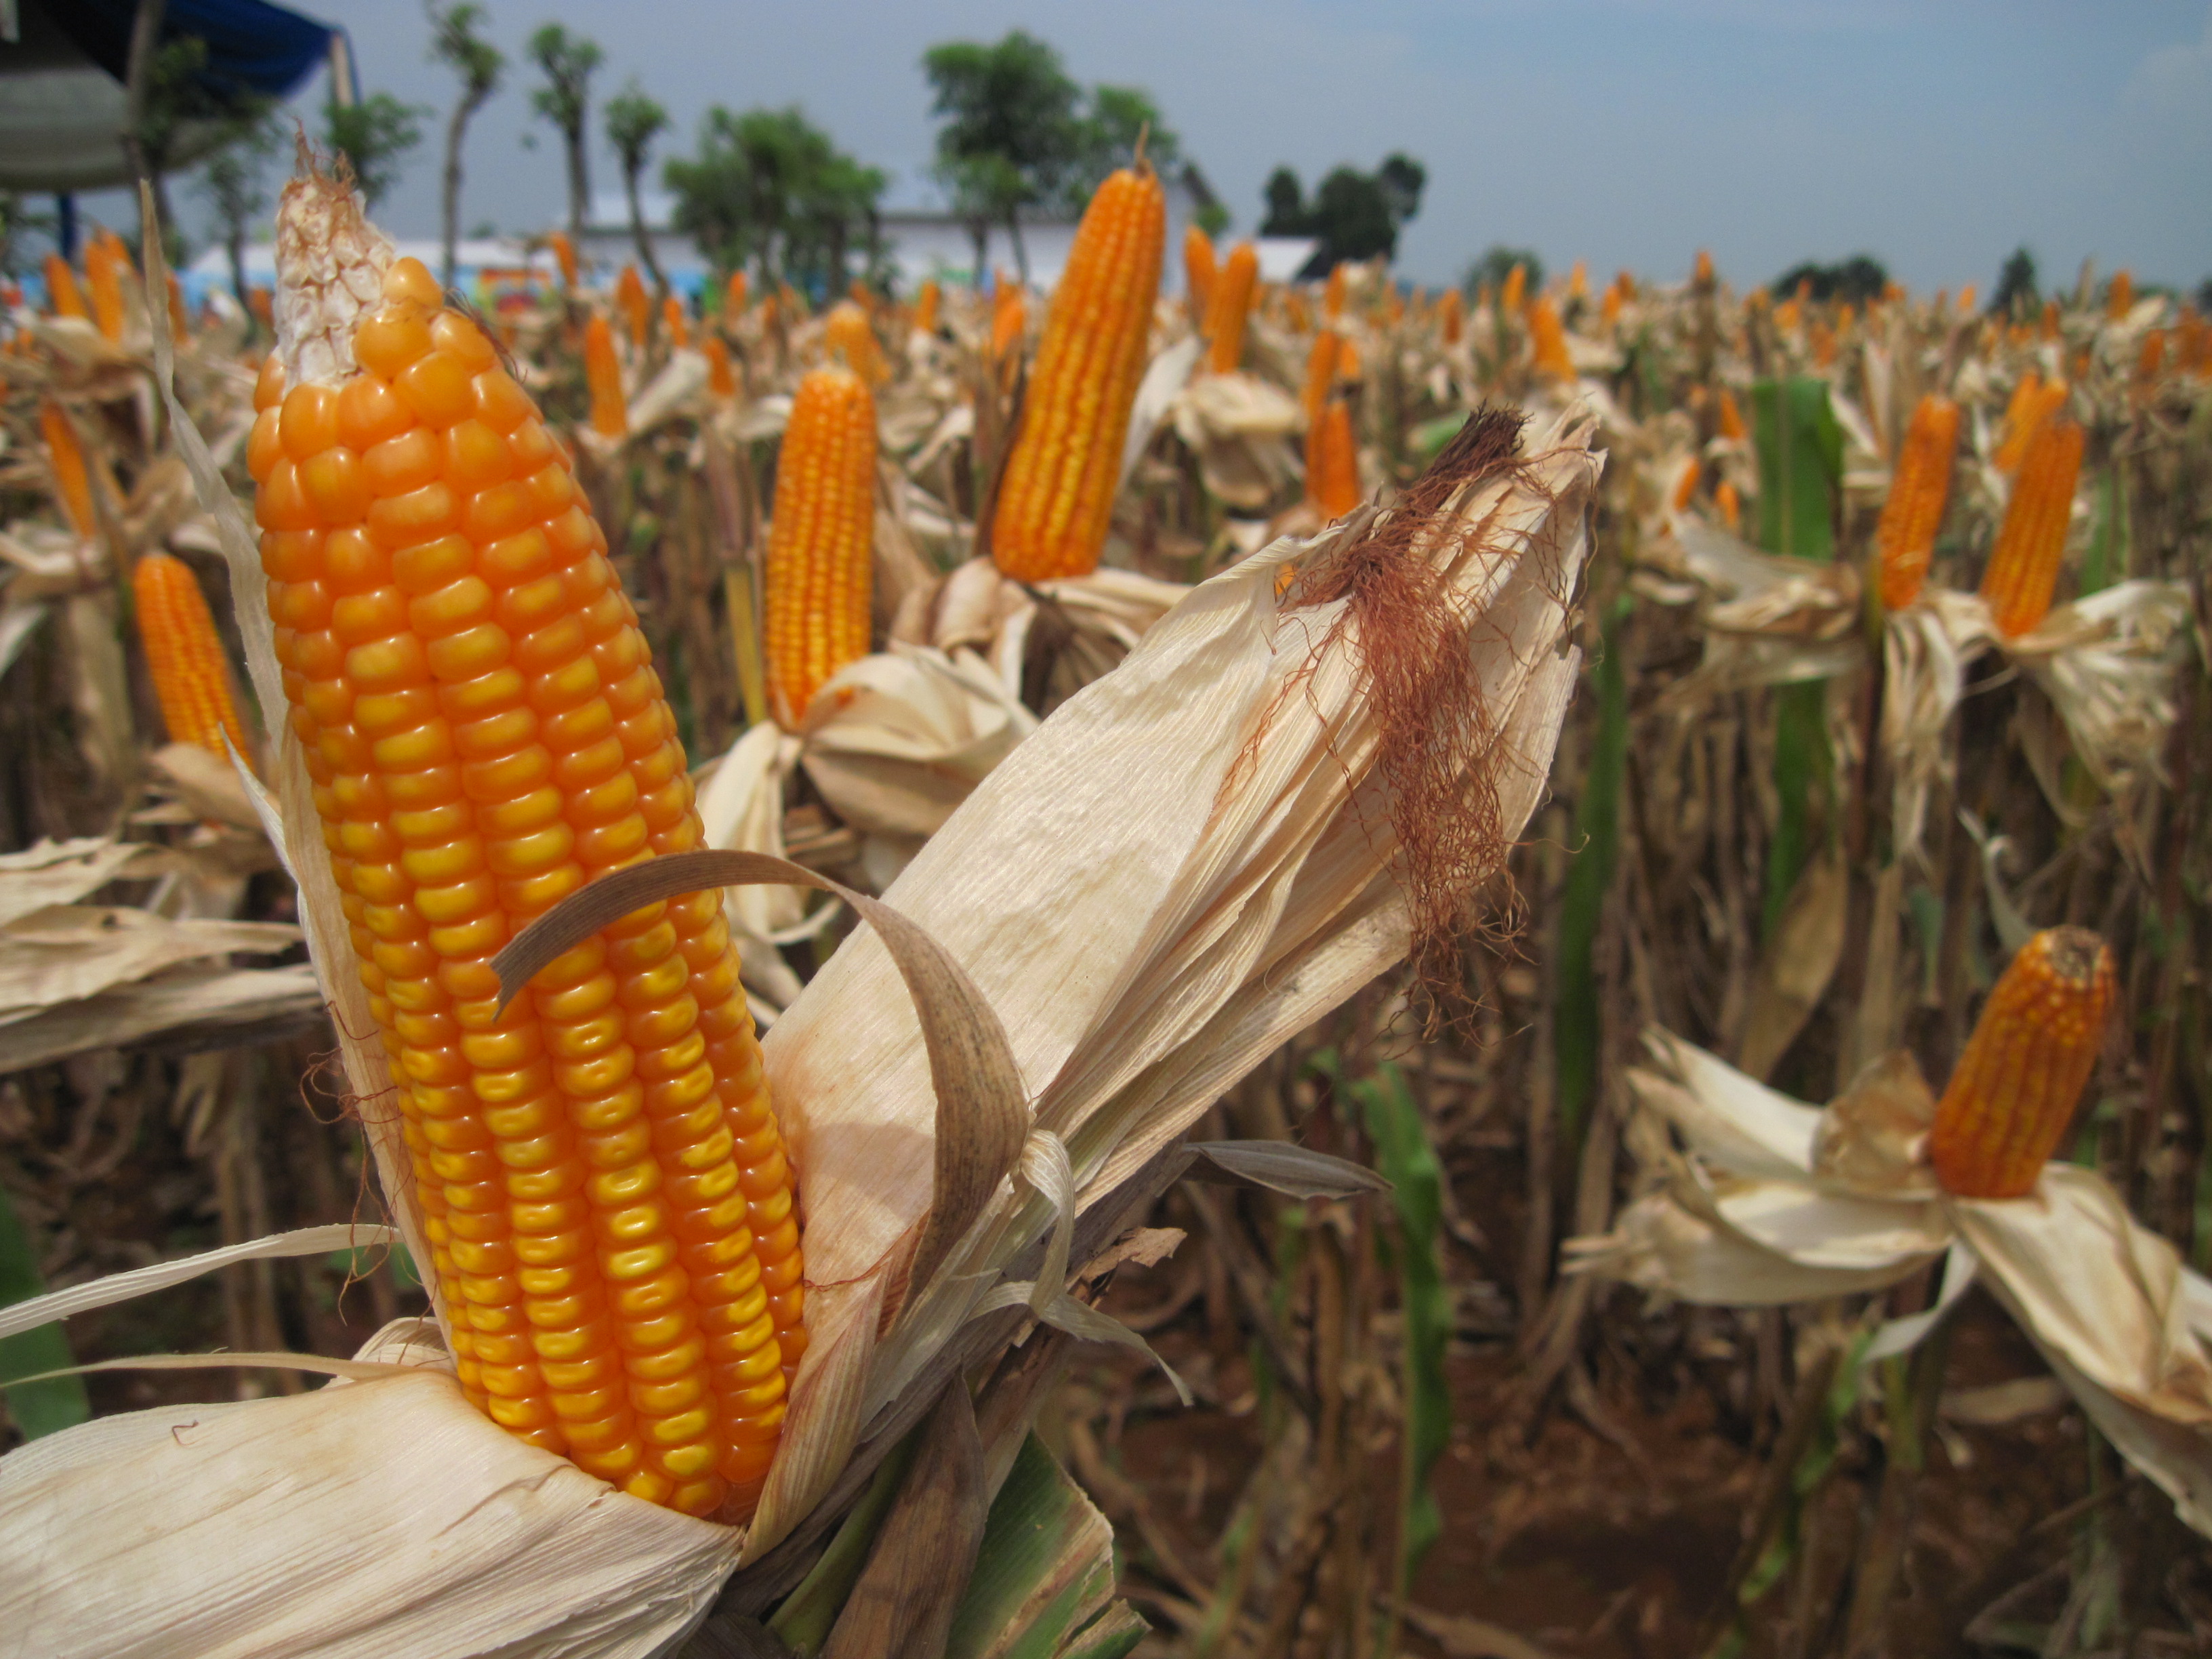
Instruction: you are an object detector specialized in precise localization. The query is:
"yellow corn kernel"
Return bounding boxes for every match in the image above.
[1981,416,2084,638]
[1873,394,1960,612]
[1929,927,2114,1198]
[764,366,876,723]
[991,166,1165,583]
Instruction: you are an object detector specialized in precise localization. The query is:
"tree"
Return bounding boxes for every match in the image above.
[1066,85,1179,198]
[1261,153,1425,276]
[323,93,425,210]
[528,24,601,244]
[1770,254,1888,304]
[663,104,880,295]
[197,108,283,315]
[1990,245,2039,318]
[1465,245,1544,298]
[922,30,1083,279]
[428,1,504,287]
[604,81,670,289]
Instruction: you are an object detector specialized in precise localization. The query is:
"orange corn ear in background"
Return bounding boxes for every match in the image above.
[40,400,96,540]
[1981,416,2085,638]
[617,265,650,344]
[1301,329,1340,423]
[661,295,688,351]
[583,314,627,438]
[131,551,253,764]
[989,279,1026,361]
[1930,926,2114,1198]
[1716,388,1746,442]
[914,277,940,336]
[764,366,877,724]
[548,231,577,289]
[1439,287,1464,346]
[991,165,1165,583]
[1499,263,1527,318]
[1715,479,1742,531]
[2106,270,2133,321]
[823,300,888,386]
[250,171,802,1520]
[85,233,129,342]
[1568,260,1588,302]
[724,270,748,321]
[703,337,736,398]
[1204,241,1258,375]
[44,253,87,321]
[1305,396,1360,523]
[1322,262,1347,321]
[1529,296,1574,380]
[1995,374,2067,474]
[1669,456,1700,514]
[1873,394,1960,611]
[1183,224,1216,322]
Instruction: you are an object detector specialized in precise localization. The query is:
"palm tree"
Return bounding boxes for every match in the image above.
[527,24,600,245]
[604,82,670,292]
[428,1,503,288]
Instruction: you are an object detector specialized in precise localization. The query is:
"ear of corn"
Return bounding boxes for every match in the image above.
[616,266,651,345]
[1715,478,1742,531]
[40,399,96,541]
[1439,287,1464,346]
[1601,283,1622,328]
[704,337,736,398]
[85,234,129,343]
[1669,455,1700,514]
[1529,296,1574,380]
[990,281,1026,361]
[2106,270,2133,321]
[548,231,577,289]
[1204,242,1258,375]
[661,295,689,352]
[1956,283,1978,314]
[584,314,627,438]
[1994,375,2068,473]
[1981,415,2085,637]
[1322,262,1347,320]
[131,550,253,764]
[1305,396,1360,522]
[1183,226,1216,322]
[44,252,87,321]
[1874,394,1960,611]
[1930,926,2114,1197]
[1302,328,1341,422]
[1694,249,1715,287]
[1717,388,1746,442]
[724,270,748,321]
[253,182,802,1521]
[765,365,877,723]
[990,165,1165,583]
[823,300,888,386]
[914,278,940,335]
[1500,263,1527,318]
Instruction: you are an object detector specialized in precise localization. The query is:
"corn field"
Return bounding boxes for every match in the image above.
[2,159,2210,1659]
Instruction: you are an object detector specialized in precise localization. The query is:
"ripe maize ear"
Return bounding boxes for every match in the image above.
[131,551,252,764]
[990,282,1026,361]
[1183,226,1216,322]
[704,337,736,399]
[1204,242,1258,375]
[1715,479,1742,532]
[1301,328,1340,423]
[823,300,888,386]
[549,231,577,289]
[40,400,96,541]
[1873,394,1959,611]
[1305,396,1360,523]
[1981,416,2084,638]
[1439,287,1464,346]
[1929,926,2113,1198]
[2106,270,2133,321]
[991,165,1164,583]
[661,295,688,352]
[1601,283,1622,329]
[1500,263,1527,318]
[251,168,802,1521]
[1529,296,1574,380]
[1956,283,1977,315]
[915,278,940,336]
[1994,375,2067,474]
[765,366,877,723]
[617,265,650,344]
[1669,456,1700,514]
[85,233,129,343]
[1569,260,1588,302]
[44,253,87,321]
[724,270,748,321]
[1717,388,1746,443]
[584,314,626,438]
[1694,249,1715,287]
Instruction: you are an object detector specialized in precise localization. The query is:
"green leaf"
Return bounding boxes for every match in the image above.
[1351,1066,1450,1597]
[1555,594,1631,1151]
[1763,680,1832,943]
[1749,377,1843,562]
[943,1435,1131,1659]
[2081,465,2127,596]
[769,1429,922,1656]
[0,1185,89,1441]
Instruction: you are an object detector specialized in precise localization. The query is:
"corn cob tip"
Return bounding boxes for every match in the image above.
[274,152,396,388]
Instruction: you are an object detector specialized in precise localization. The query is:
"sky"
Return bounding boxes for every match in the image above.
[127,0,2212,292]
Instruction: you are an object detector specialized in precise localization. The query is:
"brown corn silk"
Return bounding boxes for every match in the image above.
[990,165,1165,582]
[132,551,253,763]
[1930,927,2114,1197]
[1873,394,1960,611]
[251,166,802,1521]
[765,366,878,723]
[1981,415,2085,638]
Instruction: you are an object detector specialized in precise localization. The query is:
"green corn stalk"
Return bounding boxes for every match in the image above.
[769,1429,923,1655]
[1748,377,1843,943]
[2080,464,2127,596]
[0,1184,89,1441]
[944,1436,1144,1659]
[1555,594,1631,1153]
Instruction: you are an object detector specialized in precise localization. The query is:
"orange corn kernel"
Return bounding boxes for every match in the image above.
[1981,416,2084,638]
[255,165,802,1521]
[1873,394,1961,611]
[765,366,877,722]
[993,165,1165,583]
[1929,927,2114,1198]
[1204,242,1258,375]
[131,551,252,764]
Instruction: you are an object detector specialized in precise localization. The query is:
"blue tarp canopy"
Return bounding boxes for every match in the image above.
[49,0,333,103]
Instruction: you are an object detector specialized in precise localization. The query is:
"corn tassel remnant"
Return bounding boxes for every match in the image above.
[1929,926,2114,1197]
[1873,394,1960,611]
[1981,415,2085,638]
[253,167,802,1521]
[583,314,626,438]
[1205,242,1258,374]
[131,551,253,764]
[765,366,877,723]
[991,165,1164,583]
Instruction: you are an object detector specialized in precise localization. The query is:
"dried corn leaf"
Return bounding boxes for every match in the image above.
[0,905,297,1025]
